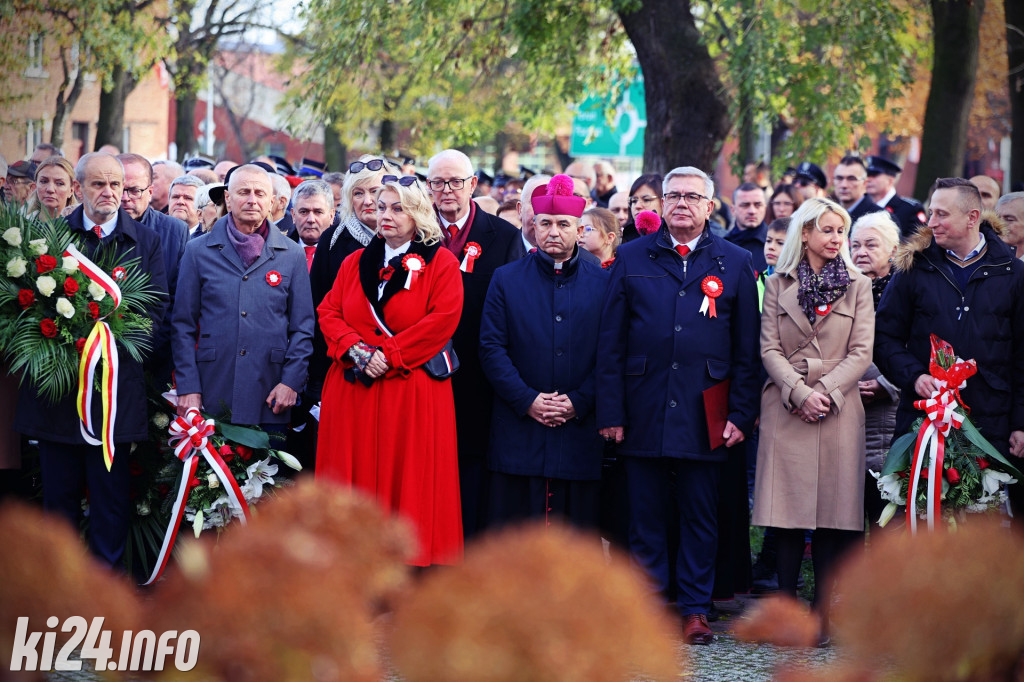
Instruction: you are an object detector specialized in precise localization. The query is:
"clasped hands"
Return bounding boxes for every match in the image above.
[528,391,576,427]
[794,390,830,423]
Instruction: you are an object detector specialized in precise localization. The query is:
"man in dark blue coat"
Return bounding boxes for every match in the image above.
[14,152,168,568]
[596,166,761,644]
[480,175,609,529]
[875,177,1024,527]
[428,149,526,538]
[726,182,768,274]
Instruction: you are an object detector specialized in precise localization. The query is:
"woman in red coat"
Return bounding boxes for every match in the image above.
[316,176,465,566]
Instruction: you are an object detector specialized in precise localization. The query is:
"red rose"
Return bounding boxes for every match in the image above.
[945,467,961,485]
[236,445,253,462]
[63,277,79,296]
[217,444,234,462]
[977,458,990,470]
[40,319,57,338]
[75,338,86,354]
[88,302,100,320]
[157,484,170,498]
[17,289,34,309]
[35,255,57,273]
[920,467,929,479]
[188,477,201,491]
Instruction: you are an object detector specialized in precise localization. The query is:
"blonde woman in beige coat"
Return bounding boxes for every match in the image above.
[752,197,874,638]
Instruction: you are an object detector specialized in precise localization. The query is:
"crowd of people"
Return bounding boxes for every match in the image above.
[2,142,1024,648]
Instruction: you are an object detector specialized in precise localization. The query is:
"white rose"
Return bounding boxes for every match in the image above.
[55,297,75,318]
[87,281,106,301]
[151,412,170,429]
[36,275,56,297]
[207,473,220,489]
[136,501,151,516]
[28,239,47,256]
[6,257,27,278]
[2,228,22,246]
[62,256,79,273]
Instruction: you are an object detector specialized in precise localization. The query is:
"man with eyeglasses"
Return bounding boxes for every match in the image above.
[427,148,525,539]
[117,154,187,384]
[832,155,884,224]
[4,161,37,205]
[726,182,769,273]
[597,166,760,645]
[866,156,922,239]
[794,161,828,201]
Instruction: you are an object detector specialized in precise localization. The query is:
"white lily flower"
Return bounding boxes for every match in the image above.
[870,470,905,505]
[192,509,204,538]
[275,450,302,471]
[982,469,1016,496]
[877,502,899,527]
[242,457,278,499]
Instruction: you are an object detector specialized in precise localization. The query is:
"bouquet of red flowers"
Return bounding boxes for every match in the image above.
[873,335,1022,531]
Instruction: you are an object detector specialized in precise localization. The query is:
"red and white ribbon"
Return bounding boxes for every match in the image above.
[66,243,123,471]
[402,253,425,290]
[907,386,964,532]
[461,242,481,273]
[144,408,250,585]
[699,276,723,318]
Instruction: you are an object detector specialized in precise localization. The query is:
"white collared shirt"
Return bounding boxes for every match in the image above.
[440,210,471,233]
[670,233,701,254]
[876,188,897,208]
[83,213,118,238]
[947,233,986,262]
[379,241,412,299]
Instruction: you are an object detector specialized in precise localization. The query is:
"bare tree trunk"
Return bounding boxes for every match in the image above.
[175,90,198,161]
[552,136,572,172]
[379,118,395,154]
[617,0,730,174]
[51,46,85,151]
[914,0,985,198]
[1007,0,1024,187]
[323,122,346,171]
[95,64,133,151]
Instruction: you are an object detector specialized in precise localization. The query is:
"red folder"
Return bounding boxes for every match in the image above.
[703,379,731,450]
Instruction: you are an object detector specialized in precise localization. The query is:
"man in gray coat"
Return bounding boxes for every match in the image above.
[171,164,314,427]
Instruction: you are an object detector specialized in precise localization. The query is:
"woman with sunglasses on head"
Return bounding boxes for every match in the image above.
[316,175,465,567]
[307,155,396,412]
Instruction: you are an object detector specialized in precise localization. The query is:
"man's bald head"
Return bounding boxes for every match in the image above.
[969,175,1001,211]
[226,164,274,233]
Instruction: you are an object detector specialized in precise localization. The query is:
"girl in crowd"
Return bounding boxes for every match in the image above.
[579,207,619,268]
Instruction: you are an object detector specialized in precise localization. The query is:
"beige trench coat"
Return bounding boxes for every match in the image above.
[752,269,874,531]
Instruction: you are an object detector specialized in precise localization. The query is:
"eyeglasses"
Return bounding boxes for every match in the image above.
[426,176,472,192]
[663,192,707,206]
[123,185,152,198]
[349,159,391,174]
[7,177,33,186]
[582,226,596,233]
[381,174,420,187]
[629,194,660,206]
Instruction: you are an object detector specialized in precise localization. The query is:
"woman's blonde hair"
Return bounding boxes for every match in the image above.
[376,179,442,246]
[774,197,855,275]
[26,155,78,217]
[339,154,398,222]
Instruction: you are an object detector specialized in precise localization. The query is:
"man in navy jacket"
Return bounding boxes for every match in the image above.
[15,153,168,568]
[596,166,760,644]
[480,175,609,529]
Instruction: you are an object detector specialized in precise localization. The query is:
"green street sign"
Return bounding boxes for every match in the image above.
[569,79,646,158]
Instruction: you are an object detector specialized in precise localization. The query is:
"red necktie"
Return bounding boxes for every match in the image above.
[675,244,690,258]
[448,223,459,240]
[93,225,103,238]
[304,245,316,272]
